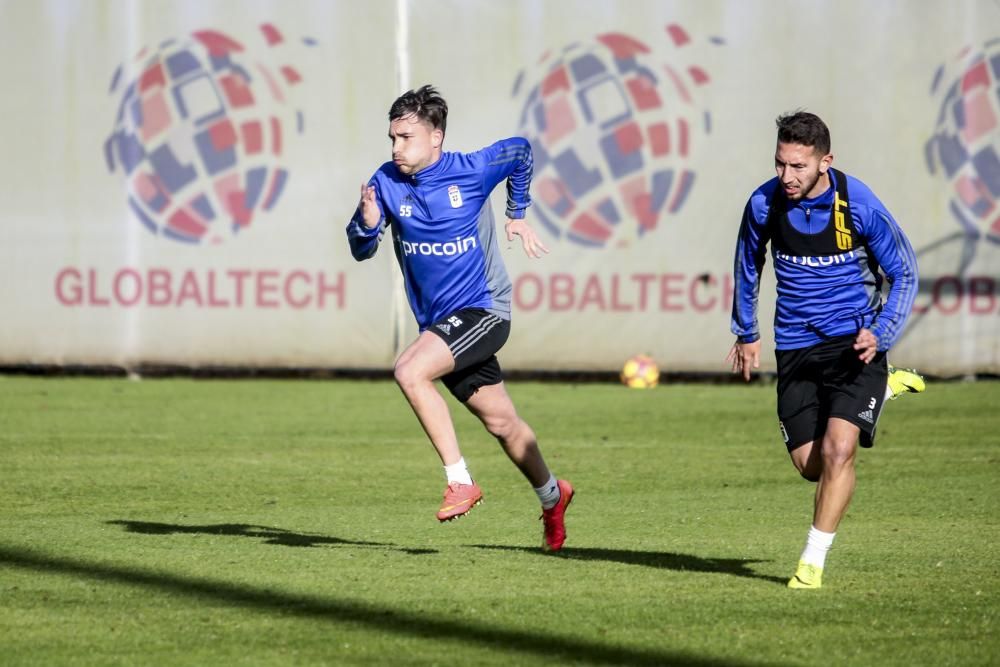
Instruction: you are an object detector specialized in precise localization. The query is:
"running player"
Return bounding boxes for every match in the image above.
[347,85,573,551]
[728,111,921,588]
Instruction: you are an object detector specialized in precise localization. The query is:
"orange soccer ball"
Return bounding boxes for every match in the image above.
[620,354,660,389]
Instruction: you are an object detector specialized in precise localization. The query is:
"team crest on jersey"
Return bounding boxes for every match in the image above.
[448,185,463,208]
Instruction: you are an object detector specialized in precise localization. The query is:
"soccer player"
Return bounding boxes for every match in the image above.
[727,111,921,588]
[347,85,574,551]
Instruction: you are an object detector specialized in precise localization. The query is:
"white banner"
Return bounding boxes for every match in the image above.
[0,0,997,375]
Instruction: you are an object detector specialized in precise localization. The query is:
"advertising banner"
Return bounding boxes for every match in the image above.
[1,0,997,375]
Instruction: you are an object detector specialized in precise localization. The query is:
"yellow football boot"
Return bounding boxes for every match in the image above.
[788,560,824,589]
[887,365,926,400]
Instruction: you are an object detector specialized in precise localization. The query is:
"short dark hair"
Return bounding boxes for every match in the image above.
[389,85,448,135]
[775,111,830,155]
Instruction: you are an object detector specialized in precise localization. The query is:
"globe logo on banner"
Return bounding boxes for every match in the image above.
[103,25,314,244]
[511,24,721,248]
[925,37,1000,246]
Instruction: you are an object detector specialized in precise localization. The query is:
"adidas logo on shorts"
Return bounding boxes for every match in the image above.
[436,323,451,335]
[857,408,874,424]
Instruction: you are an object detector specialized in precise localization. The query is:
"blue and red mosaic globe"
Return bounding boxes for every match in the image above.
[104,25,312,244]
[926,37,1000,243]
[512,24,721,248]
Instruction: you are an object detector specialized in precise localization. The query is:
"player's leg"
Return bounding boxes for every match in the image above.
[437,314,558,497]
[462,381,574,551]
[396,332,485,522]
[786,434,833,590]
[785,434,835,590]
[788,339,887,589]
[787,417,860,590]
[464,381,548,487]
[393,331,461,466]
[812,417,860,533]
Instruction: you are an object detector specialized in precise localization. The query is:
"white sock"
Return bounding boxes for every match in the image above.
[884,383,893,401]
[533,474,561,509]
[443,457,473,485]
[799,525,836,568]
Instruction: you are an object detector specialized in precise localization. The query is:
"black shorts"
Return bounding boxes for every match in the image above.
[427,307,510,403]
[775,335,888,451]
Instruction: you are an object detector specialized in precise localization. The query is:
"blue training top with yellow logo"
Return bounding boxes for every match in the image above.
[731,169,918,352]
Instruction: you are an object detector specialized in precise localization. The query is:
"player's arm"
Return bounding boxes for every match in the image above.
[479,137,549,258]
[346,180,388,261]
[860,208,919,352]
[728,197,769,381]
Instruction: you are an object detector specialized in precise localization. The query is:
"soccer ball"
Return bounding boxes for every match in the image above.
[620,354,660,389]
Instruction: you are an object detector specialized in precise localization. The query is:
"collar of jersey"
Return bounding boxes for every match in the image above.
[406,153,448,185]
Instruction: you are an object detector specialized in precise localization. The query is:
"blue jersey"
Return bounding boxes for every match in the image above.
[347,137,532,331]
[731,170,918,351]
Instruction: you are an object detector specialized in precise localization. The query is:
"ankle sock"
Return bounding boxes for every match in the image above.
[534,474,560,509]
[444,457,473,486]
[800,525,836,568]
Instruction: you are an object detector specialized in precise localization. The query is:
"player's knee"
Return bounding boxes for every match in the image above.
[393,360,421,393]
[392,361,407,386]
[821,441,856,469]
[482,413,519,441]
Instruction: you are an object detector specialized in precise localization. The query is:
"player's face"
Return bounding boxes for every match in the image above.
[774,141,832,201]
[389,114,443,175]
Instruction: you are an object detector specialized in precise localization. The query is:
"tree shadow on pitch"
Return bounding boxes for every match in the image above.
[471,544,786,585]
[107,520,437,555]
[1,543,760,667]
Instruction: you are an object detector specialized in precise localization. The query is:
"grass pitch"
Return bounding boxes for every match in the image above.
[0,375,996,666]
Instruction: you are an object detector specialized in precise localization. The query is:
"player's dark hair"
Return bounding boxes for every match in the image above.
[389,85,448,135]
[775,111,831,155]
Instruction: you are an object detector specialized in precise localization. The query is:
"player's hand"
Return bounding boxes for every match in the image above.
[853,328,878,364]
[726,339,760,382]
[358,183,380,228]
[505,218,550,259]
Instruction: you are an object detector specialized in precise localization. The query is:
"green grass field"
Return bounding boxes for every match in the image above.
[1,375,996,666]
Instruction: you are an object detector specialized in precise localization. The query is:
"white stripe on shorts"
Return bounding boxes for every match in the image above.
[449,314,503,358]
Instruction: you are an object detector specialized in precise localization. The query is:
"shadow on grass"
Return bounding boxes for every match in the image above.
[107,520,437,555]
[0,544,759,667]
[472,545,786,585]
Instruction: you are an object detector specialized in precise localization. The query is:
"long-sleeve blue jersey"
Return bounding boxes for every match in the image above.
[347,137,532,331]
[731,170,918,351]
